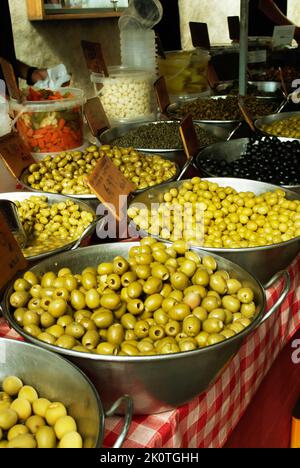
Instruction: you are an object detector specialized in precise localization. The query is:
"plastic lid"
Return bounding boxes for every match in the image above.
[10,88,84,112]
[91,66,154,82]
[119,0,163,30]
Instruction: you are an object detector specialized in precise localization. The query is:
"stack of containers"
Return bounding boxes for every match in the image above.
[120,29,157,73]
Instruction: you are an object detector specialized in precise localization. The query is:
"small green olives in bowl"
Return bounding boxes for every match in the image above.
[3,240,290,414]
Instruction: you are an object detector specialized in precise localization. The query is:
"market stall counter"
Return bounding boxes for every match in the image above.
[1,253,299,448]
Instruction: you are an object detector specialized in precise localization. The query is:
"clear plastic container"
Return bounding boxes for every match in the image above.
[158,49,211,100]
[120,29,157,73]
[10,88,84,154]
[91,67,156,125]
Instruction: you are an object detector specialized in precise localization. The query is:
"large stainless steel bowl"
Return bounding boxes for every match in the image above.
[0,192,98,262]
[195,138,300,194]
[99,120,232,158]
[129,179,300,284]
[0,338,132,448]
[2,243,290,415]
[255,112,300,140]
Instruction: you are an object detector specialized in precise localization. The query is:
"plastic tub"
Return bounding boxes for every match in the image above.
[158,49,211,100]
[91,67,156,126]
[10,88,84,154]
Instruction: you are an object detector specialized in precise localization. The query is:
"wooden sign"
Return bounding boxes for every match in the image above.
[84,97,110,138]
[87,156,136,222]
[0,132,35,180]
[238,96,255,132]
[154,76,171,115]
[189,22,211,50]
[0,58,21,101]
[0,211,27,291]
[81,40,109,77]
[179,115,199,161]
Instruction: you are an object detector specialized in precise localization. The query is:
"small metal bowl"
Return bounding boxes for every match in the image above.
[255,111,300,141]
[0,338,132,447]
[0,192,98,262]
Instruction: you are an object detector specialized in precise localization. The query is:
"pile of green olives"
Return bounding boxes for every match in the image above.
[25,145,177,195]
[262,116,300,139]
[15,196,94,258]
[128,178,300,248]
[0,376,83,448]
[9,239,258,356]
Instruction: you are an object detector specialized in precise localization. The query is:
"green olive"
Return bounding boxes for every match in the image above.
[30,285,43,299]
[121,313,137,330]
[10,291,30,308]
[81,330,100,350]
[170,272,189,291]
[151,264,170,281]
[114,302,127,320]
[56,334,77,349]
[23,310,40,327]
[64,275,78,292]
[153,309,169,326]
[222,296,241,313]
[81,273,97,290]
[135,265,151,280]
[14,278,31,292]
[202,318,224,334]
[107,324,125,346]
[24,324,42,338]
[182,316,201,337]
[85,289,101,310]
[221,329,236,339]
[180,260,197,278]
[13,308,27,326]
[237,288,254,304]
[227,279,242,295]
[23,272,39,286]
[201,296,220,313]
[165,320,181,337]
[208,309,226,322]
[107,274,121,291]
[207,334,225,346]
[121,343,139,356]
[184,285,207,299]
[168,303,191,321]
[183,292,201,310]
[193,306,208,322]
[144,294,163,313]
[134,320,150,339]
[195,332,209,347]
[121,271,137,287]
[241,302,256,318]
[71,291,86,311]
[74,310,92,323]
[127,299,145,316]
[57,315,73,328]
[96,342,117,355]
[46,324,65,339]
[209,274,228,295]
[65,322,85,339]
[149,325,165,341]
[38,332,56,345]
[179,338,197,352]
[41,272,56,289]
[91,309,114,329]
[100,293,121,311]
[137,340,155,354]
[202,256,217,271]
[143,277,163,295]
[192,269,210,287]
[48,299,68,318]
[228,322,245,334]
[113,256,129,275]
[53,288,70,302]
[127,281,143,299]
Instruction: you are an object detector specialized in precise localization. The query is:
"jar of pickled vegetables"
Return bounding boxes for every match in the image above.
[11,88,85,154]
[158,49,211,100]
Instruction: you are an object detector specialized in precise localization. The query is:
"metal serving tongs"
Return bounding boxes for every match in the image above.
[0,200,27,249]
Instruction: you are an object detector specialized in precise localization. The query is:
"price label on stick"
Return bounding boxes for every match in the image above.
[0,132,35,179]
[180,115,199,161]
[0,58,21,101]
[81,40,109,77]
[84,97,110,138]
[238,96,255,132]
[87,156,136,222]
[0,212,27,291]
[154,76,171,114]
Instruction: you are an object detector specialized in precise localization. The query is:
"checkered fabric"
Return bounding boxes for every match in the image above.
[1,255,300,448]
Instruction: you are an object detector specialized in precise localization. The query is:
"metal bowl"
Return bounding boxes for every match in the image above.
[20,159,180,199]
[129,178,300,284]
[0,338,132,448]
[195,138,300,194]
[99,120,232,156]
[0,192,98,262]
[215,81,282,99]
[255,112,300,140]
[2,243,290,415]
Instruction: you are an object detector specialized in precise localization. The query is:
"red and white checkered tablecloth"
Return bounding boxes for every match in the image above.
[1,255,300,449]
